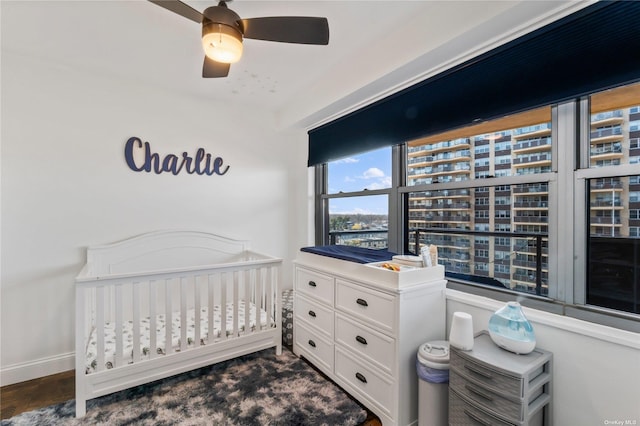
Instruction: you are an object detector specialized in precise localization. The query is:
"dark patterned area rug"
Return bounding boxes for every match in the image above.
[1,349,367,425]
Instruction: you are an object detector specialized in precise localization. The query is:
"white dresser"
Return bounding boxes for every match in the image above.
[293,251,447,426]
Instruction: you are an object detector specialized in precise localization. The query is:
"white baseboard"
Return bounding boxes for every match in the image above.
[1,352,74,386]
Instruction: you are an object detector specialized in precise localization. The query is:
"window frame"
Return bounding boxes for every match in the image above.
[314,146,404,251]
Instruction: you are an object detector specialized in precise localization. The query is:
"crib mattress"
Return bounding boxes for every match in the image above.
[85,302,268,373]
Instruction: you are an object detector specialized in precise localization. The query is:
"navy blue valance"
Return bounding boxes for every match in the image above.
[308,1,640,166]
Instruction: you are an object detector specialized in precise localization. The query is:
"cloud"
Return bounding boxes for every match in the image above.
[361,167,385,179]
[366,177,392,190]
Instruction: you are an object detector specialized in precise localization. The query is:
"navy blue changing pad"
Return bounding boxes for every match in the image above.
[300,245,397,264]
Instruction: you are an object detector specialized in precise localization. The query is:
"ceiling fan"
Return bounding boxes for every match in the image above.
[148,0,330,78]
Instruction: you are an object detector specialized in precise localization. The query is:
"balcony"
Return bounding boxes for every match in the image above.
[590,126,623,143]
[591,180,623,190]
[589,216,622,225]
[408,139,471,156]
[590,144,624,161]
[513,200,548,209]
[513,124,552,139]
[514,216,548,223]
[512,138,552,154]
[513,154,552,167]
[411,202,471,210]
[590,200,623,208]
[590,110,624,127]
[513,259,549,269]
[423,215,472,223]
[513,185,548,194]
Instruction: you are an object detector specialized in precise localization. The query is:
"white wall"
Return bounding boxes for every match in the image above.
[0,50,302,384]
[446,290,640,425]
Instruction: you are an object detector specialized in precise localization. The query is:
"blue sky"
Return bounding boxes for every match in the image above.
[327,147,391,215]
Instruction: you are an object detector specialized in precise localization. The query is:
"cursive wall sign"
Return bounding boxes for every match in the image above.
[124,137,230,176]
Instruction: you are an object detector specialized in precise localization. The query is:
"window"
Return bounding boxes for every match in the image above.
[405,106,552,296]
[316,81,640,330]
[320,147,392,248]
[580,85,640,316]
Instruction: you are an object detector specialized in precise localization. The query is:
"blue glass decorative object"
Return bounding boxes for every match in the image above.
[488,301,536,354]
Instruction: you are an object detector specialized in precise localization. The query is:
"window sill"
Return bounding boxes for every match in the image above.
[445,283,640,348]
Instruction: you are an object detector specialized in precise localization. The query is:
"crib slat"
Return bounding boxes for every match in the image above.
[115,284,124,368]
[165,279,173,355]
[132,283,141,363]
[208,274,215,342]
[96,286,105,372]
[233,271,239,337]
[255,268,262,331]
[149,280,157,359]
[266,267,273,329]
[180,277,187,352]
[276,265,282,330]
[221,273,227,339]
[244,269,251,335]
[194,275,201,347]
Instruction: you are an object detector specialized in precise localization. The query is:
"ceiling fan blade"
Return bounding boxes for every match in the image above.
[203,57,230,78]
[241,17,329,45]
[148,0,203,24]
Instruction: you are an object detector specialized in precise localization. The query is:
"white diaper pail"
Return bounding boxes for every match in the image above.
[416,340,450,426]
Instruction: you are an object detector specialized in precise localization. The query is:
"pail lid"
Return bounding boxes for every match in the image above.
[418,340,450,369]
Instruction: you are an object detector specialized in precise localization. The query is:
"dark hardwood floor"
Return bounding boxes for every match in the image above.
[0,370,382,425]
[0,370,75,420]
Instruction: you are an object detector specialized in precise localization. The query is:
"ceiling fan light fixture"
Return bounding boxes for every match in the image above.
[202,22,243,64]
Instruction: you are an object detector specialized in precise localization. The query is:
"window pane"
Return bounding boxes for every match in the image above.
[327,147,391,194]
[407,183,549,296]
[407,107,551,186]
[589,82,640,168]
[587,176,640,314]
[328,195,388,249]
[586,82,640,314]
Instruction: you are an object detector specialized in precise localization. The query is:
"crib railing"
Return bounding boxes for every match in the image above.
[76,256,281,373]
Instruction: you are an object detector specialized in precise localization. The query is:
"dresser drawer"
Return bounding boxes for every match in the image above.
[449,389,518,426]
[295,321,334,373]
[295,293,334,339]
[335,347,394,417]
[335,313,395,374]
[450,366,543,422]
[295,268,334,306]
[335,279,395,333]
[450,349,524,397]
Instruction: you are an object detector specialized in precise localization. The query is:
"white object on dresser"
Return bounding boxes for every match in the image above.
[448,311,474,351]
[293,251,447,426]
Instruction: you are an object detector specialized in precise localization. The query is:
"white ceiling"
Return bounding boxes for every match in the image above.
[1,0,592,129]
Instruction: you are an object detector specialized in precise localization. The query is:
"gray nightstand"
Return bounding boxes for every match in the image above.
[449,331,553,425]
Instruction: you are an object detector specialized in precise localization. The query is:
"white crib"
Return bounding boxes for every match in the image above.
[74,230,282,417]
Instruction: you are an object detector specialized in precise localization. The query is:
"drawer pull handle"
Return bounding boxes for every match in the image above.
[465,384,494,402]
[355,335,368,345]
[308,310,317,318]
[463,409,491,426]
[308,339,316,348]
[464,363,493,379]
[308,281,317,287]
[356,298,368,307]
[355,372,367,383]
